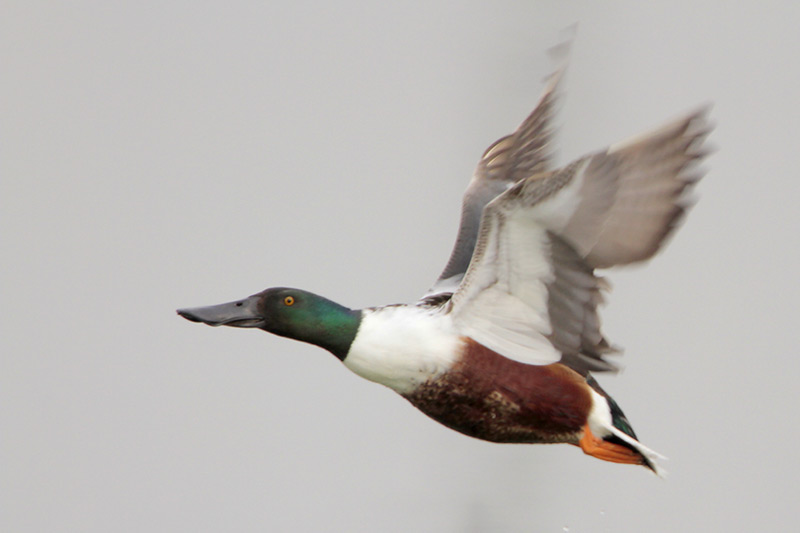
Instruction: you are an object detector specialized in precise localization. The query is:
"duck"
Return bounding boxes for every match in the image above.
[177,41,710,476]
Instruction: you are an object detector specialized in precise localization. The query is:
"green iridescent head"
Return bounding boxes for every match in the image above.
[178,287,362,360]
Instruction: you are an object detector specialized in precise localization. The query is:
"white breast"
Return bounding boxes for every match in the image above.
[343,306,462,394]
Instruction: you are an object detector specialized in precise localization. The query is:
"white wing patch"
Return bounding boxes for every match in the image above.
[449,202,563,366]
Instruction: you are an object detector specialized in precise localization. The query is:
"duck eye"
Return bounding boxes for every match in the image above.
[283,296,295,306]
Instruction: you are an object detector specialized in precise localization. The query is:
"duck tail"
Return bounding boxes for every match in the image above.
[584,377,667,476]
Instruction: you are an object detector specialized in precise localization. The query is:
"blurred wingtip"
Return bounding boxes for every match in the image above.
[544,25,577,82]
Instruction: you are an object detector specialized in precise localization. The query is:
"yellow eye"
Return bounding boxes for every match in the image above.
[283,296,295,306]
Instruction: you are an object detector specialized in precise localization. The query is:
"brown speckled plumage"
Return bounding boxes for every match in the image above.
[403,338,592,444]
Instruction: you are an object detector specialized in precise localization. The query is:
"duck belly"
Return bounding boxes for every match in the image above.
[403,338,593,444]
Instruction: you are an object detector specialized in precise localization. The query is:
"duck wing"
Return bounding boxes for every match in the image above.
[447,108,711,371]
[427,39,571,296]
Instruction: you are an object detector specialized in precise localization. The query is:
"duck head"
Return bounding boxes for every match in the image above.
[177,288,361,361]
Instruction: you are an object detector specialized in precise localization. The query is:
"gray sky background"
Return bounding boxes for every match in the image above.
[3,2,799,531]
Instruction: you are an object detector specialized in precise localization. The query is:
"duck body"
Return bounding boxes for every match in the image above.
[346,305,590,444]
[178,39,710,476]
[343,302,653,467]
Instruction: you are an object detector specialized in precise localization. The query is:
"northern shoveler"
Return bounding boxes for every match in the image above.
[178,41,710,475]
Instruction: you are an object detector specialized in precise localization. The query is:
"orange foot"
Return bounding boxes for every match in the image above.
[578,424,643,465]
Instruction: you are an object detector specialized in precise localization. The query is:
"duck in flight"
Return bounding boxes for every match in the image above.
[178,43,710,475]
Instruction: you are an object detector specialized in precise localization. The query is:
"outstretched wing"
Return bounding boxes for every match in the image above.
[427,38,572,297]
[447,108,711,371]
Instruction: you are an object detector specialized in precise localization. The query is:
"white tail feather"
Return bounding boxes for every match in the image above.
[589,389,667,476]
[607,425,668,477]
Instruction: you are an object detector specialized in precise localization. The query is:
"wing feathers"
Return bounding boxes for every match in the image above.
[445,106,711,370]
[429,37,572,294]
[450,216,563,366]
[547,233,619,373]
[561,107,711,268]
